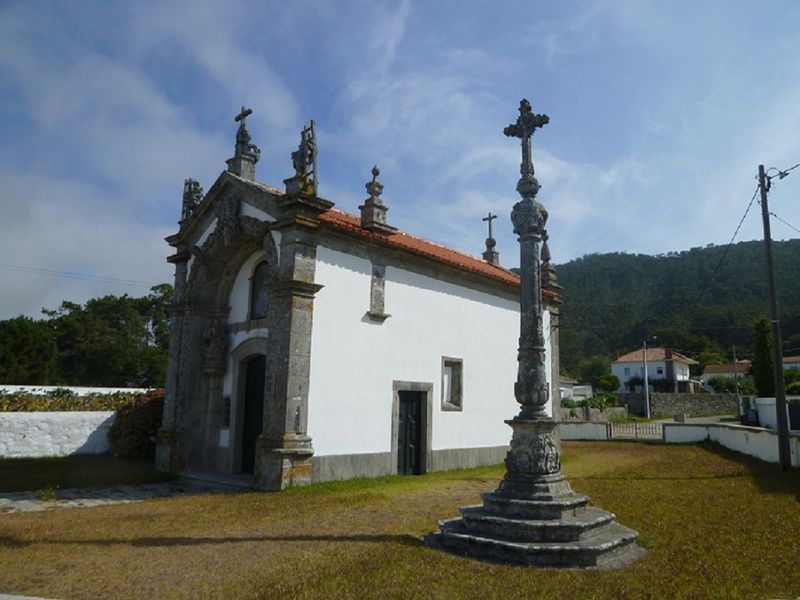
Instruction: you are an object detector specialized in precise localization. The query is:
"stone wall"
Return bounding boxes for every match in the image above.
[618,393,737,418]
[0,412,115,458]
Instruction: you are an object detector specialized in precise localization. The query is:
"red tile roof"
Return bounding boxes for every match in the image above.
[702,361,750,375]
[319,208,559,298]
[613,347,698,365]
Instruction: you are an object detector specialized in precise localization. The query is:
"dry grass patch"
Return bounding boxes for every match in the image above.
[1,442,798,599]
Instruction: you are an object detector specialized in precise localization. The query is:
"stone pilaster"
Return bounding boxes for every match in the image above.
[254,226,324,490]
[156,249,190,472]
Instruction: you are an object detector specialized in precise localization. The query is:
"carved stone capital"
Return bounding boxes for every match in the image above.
[511,198,548,238]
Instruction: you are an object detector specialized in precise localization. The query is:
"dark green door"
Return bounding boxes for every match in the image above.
[241,355,266,474]
[398,391,423,475]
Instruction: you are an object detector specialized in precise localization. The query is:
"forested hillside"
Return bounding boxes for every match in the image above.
[556,239,800,377]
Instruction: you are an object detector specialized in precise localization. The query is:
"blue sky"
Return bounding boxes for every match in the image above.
[2,0,800,319]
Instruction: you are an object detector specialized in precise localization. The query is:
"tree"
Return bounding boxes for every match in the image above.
[45,285,172,387]
[596,374,620,393]
[576,355,611,386]
[751,317,774,397]
[0,316,58,384]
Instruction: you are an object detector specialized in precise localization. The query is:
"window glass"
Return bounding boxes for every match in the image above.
[250,262,269,320]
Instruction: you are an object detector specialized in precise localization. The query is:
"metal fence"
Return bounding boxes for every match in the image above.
[609,421,664,441]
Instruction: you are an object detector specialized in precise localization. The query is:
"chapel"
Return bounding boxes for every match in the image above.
[156,108,562,490]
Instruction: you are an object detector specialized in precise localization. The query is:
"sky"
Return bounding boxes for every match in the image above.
[2,0,800,320]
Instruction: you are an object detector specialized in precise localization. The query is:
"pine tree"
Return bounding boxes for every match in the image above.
[751,318,775,397]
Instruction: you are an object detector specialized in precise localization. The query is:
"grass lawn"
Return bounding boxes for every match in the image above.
[1,442,799,599]
[0,454,175,493]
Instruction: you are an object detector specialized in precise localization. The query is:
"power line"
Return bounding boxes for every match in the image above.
[695,184,760,307]
[768,211,800,236]
[0,263,160,288]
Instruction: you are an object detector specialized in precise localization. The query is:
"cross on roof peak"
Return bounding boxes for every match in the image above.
[482,212,497,238]
[235,106,252,125]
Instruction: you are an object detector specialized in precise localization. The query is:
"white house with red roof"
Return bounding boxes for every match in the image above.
[611,347,698,393]
[700,361,751,387]
[156,114,561,490]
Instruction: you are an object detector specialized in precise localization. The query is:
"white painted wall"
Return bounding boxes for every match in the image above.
[754,397,800,432]
[560,422,609,441]
[187,217,218,276]
[0,412,115,458]
[663,423,800,467]
[307,246,552,458]
[611,359,691,392]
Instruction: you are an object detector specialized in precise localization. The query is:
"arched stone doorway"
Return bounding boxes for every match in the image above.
[241,354,266,474]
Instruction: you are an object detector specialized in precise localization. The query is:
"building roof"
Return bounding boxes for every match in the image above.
[319,208,559,297]
[613,347,698,365]
[784,356,800,364]
[231,173,559,298]
[702,361,751,376]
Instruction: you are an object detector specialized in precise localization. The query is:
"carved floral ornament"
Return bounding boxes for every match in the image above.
[506,429,561,476]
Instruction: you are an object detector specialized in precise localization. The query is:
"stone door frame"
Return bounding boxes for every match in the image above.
[391,380,433,475]
[229,336,269,474]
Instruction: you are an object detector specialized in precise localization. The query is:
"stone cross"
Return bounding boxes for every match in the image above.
[482,212,497,239]
[504,99,549,199]
[235,106,252,125]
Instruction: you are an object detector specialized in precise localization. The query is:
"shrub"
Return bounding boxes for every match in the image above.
[107,390,164,458]
[0,390,145,412]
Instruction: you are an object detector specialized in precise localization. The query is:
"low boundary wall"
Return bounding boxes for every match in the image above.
[663,423,800,467]
[560,420,800,468]
[0,412,116,458]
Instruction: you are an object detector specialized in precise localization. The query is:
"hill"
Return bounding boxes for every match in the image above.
[555,238,800,377]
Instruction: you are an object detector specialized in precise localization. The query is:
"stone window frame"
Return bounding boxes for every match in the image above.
[441,356,464,412]
[390,380,432,475]
[248,257,271,322]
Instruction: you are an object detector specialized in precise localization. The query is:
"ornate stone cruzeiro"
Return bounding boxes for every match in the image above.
[425,98,644,569]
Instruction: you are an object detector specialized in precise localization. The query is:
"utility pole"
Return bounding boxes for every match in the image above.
[732,346,741,415]
[758,164,792,471]
[643,339,651,419]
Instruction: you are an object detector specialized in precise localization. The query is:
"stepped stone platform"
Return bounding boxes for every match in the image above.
[426,420,645,569]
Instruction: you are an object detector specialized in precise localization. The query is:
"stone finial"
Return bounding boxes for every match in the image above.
[285,120,318,196]
[540,229,560,291]
[181,178,204,225]
[482,212,500,265]
[359,165,397,235]
[226,106,261,181]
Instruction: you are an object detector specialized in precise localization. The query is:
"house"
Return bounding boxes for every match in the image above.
[559,376,577,400]
[700,361,751,387]
[783,356,800,371]
[611,347,697,393]
[156,111,561,490]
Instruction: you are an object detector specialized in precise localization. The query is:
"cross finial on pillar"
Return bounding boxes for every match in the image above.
[504,99,549,200]
[482,212,500,265]
[235,106,252,125]
[227,105,260,180]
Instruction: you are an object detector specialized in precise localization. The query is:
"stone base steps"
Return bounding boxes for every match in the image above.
[427,517,644,568]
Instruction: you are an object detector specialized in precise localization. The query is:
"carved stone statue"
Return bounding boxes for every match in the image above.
[215,196,241,246]
[181,179,204,224]
[285,121,318,196]
[200,320,227,374]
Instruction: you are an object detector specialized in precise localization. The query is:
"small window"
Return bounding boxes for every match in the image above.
[656,367,664,375]
[624,367,630,377]
[441,357,463,411]
[249,261,270,320]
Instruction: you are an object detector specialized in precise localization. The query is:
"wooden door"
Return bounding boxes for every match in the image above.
[398,390,422,475]
[241,354,266,474]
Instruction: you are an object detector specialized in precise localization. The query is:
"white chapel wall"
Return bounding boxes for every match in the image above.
[307,245,552,458]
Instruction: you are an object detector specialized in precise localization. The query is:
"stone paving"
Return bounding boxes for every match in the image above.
[0,481,229,514]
